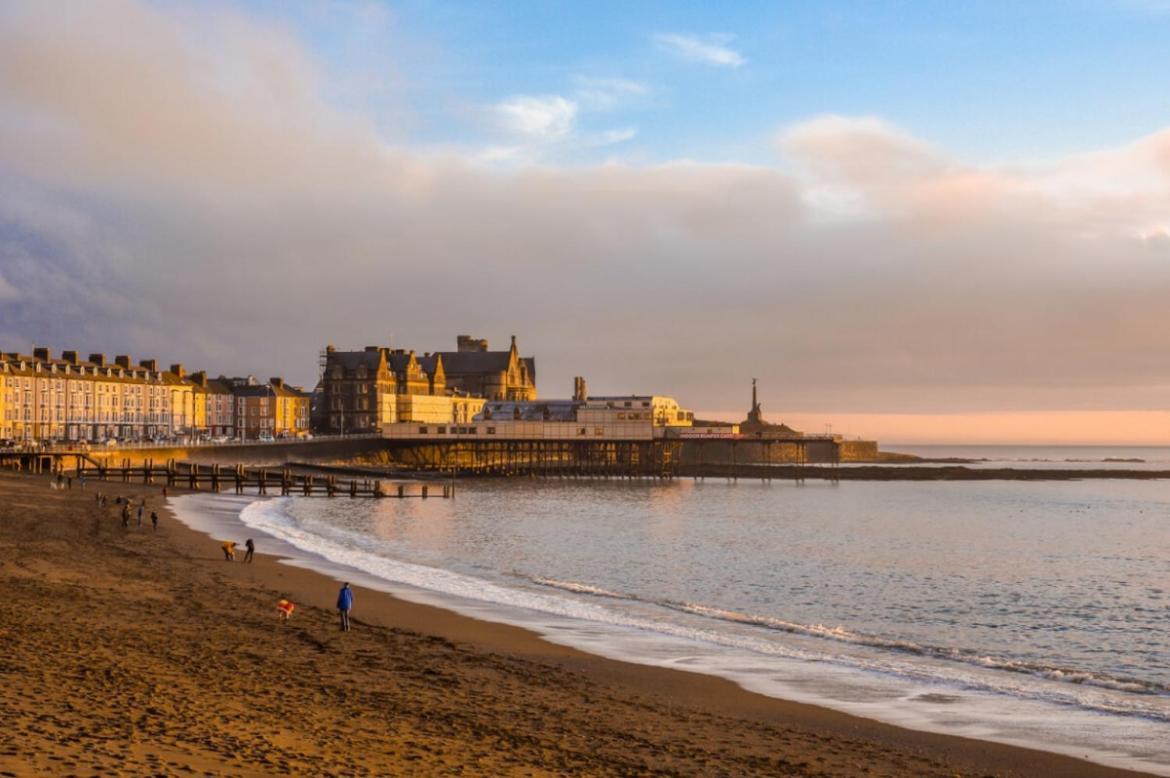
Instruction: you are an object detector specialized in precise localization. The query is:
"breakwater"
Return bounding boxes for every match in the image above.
[677,463,1170,481]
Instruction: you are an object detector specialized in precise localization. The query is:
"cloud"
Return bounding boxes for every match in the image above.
[587,127,638,146]
[654,33,746,68]
[3,1,1170,436]
[573,77,650,111]
[492,94,578,141]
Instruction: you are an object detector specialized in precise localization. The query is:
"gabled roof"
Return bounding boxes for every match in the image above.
[386,351,442,376]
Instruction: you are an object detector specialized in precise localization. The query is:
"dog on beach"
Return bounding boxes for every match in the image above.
[277,599,295,622]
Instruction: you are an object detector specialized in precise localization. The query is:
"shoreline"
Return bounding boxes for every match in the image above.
[0,471,1157,776]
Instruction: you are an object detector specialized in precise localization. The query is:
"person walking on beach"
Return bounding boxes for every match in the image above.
[243,538,255,563]
[120,503,130,528]
[150,510,158,531]
[136,503,145,527]
[221,541,236,561]
[337,583,354,632]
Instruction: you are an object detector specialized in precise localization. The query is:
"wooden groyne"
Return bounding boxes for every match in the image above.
[76,458,449,498]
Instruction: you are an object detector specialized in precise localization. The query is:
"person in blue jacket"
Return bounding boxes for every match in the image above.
[337,583,354,632]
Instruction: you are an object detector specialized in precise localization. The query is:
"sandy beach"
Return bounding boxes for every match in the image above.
[0,470,1154,777]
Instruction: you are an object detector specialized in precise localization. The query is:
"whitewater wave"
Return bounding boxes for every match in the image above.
[530,577,1170,699]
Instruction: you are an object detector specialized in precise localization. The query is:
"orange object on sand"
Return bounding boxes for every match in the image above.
[276,599,295,620]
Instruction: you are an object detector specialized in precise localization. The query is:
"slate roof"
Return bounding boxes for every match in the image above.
[475,400,579,422]
[435,350,512,375]
[329,350,384,372]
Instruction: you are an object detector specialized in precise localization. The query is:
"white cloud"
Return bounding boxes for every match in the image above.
[573,77,650,111]
[590,127,638,146]
[493,95,578,141]
[654,33,746,68]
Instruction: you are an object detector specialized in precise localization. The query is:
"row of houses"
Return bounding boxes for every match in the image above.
[0,348,310,444]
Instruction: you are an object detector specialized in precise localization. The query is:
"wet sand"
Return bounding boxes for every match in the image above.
[0,471,1154,776]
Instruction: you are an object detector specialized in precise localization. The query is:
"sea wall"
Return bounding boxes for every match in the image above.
[677,438,881,465]
[839,440,879,461]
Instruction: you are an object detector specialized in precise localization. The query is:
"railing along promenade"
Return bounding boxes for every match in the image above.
[0,432,381,456]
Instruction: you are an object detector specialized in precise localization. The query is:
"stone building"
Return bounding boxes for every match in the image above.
[436,335,536,401]
[318,336,532,434]
[320,346,402,435]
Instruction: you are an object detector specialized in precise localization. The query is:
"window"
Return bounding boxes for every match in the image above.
[578,427,586,435]
[487,427,496,434]
[437,426,446,434]
[595,427,603,436]
[617,412,625,420]
[418,426,429,434]
[624,401,632,408]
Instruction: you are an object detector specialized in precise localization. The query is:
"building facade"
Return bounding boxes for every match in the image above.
[318,336,536,435]
[227,376,311,440]
[1,348,177,443]
[437,335,536,401]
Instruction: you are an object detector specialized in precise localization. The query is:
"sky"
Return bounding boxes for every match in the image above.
[1,0,1169,444]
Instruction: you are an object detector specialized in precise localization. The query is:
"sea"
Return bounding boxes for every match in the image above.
[171,445,1170,775]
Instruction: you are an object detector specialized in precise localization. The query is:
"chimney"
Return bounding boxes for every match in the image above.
[139,358,158,371]
[364,346,378,352]
[269,377,284,388]
[170,363,185,378]
[33,346,51,361]
[62,350,79,364]
[326,344,336,353]
[88,353,106,366]
[114,354,132,368]
[573,376,588,402]
[190,371,208,386]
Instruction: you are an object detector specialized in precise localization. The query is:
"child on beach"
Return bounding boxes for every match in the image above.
[337,583,354,632]
[150,511,158,531]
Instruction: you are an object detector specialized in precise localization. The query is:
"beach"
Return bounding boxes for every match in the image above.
[0,470,1153,777]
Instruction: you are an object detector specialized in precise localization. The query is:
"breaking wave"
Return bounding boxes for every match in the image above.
[530,577,1170,699]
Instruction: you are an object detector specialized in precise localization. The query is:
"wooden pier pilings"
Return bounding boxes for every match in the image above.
[52,457,449,498]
